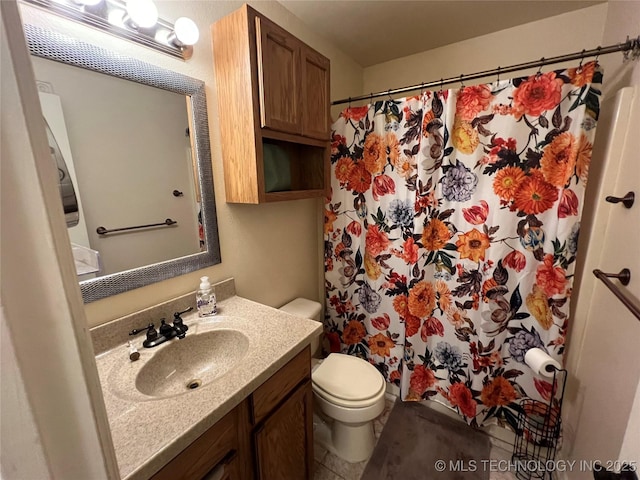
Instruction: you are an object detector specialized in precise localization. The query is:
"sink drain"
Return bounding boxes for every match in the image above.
[186,379,202,390]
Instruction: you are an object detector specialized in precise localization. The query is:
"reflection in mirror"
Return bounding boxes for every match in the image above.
[24,24,221,303]
[44,117,79,228]
[35,58,200,277]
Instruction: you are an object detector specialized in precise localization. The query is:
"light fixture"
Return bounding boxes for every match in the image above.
[19,0,198,60]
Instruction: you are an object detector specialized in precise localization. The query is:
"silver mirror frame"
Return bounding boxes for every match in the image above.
[24,24,221,303]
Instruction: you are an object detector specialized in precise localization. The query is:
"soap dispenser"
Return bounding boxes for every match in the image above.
[196,276,217,317]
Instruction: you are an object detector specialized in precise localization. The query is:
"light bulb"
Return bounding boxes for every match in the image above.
[74,0,102,6]
[173,17,199,46]
[107,8,126,27]
[126,0,158,29]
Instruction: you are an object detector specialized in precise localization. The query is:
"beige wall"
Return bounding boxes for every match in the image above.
[20,1,364,327]
[594,1,640,98]
[620,381,640,463]
[1,310,50,480]
[362,4,607,96]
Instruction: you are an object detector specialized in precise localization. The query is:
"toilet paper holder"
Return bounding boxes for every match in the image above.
[512,364,567,480]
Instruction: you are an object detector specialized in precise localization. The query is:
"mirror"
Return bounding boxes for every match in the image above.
[24,23,221,303]
[35,56,200,275]
[44,117,80,228]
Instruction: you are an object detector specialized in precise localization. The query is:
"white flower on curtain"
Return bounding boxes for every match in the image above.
[324,62,602,428]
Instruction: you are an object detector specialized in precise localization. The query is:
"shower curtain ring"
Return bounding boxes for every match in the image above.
[348,97,351,108]
[595,46,602,65]
[536,58,545,77]
[439,78,444,94]
[459,74,465,89]
[578,49,586,69]
[633,36,640,61]
[496,66,500,83]
[623,37,640,63]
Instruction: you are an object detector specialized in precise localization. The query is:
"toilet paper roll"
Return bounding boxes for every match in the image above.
[524,348,561,378]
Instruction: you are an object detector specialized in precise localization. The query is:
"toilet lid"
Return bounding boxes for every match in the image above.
[312,353,384,402]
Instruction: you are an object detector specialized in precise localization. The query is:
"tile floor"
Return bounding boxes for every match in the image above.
[312,395,518,480]
[488,443,518,480]
[313,394,395,480]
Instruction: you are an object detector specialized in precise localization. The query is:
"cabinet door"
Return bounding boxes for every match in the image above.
[150,405,240,480]
[213,454,239,480]
[255,380,313,480]
[301,45,330,140]
[197,451,239,480]
[256,16,302,135]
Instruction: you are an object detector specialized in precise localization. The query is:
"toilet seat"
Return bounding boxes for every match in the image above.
[313,381,385,408]
[312,353,385,408]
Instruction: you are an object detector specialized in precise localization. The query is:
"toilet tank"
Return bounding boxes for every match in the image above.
[279,298,322,356]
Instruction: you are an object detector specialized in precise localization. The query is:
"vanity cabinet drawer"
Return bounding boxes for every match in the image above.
[250,347,311,425]
[150,401,244,480]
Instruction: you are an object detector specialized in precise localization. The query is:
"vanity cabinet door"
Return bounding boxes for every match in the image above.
[255,15,302,135]
[254,380,314,480]
[251,347,311,424]
[150,400,245,480]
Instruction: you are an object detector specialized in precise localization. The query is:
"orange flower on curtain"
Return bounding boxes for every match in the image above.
[324,62,602,428]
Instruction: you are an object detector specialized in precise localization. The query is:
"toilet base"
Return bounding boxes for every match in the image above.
[313,413,376,463]
[332,418,376,463]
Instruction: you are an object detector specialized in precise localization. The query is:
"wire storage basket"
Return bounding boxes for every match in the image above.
[512,369,567,480]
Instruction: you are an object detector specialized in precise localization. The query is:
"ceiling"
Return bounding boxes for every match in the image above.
[279,1,606,67]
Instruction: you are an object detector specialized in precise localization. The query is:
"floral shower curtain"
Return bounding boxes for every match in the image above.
[324,62,602,428]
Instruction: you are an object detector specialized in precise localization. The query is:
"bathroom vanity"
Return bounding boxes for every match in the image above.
[151,348,313,480]
[92,285,321,480]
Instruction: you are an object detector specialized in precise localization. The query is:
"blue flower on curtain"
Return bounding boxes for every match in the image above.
[359,282,382,314]
[435,342,464,371]
[388,199,414,227]
[324,62,603,428]
[508,327,546,363]
[441,160,478,202]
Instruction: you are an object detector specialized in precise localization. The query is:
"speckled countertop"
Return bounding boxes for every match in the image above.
[94,295,322,480]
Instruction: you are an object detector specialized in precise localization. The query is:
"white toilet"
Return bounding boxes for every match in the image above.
[280,298,386,463]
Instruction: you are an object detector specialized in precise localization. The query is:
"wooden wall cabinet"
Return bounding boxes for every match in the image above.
[150,348,313,480]
[212,5,331,204]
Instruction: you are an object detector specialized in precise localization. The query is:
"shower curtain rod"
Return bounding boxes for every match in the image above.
[332,35,640,106]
